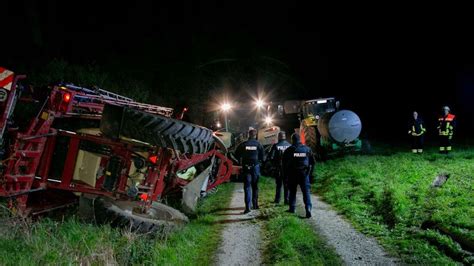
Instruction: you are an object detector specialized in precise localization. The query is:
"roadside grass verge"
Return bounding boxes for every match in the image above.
[314,147,474,265]
[0,182,234,265]
[258,177,342,265]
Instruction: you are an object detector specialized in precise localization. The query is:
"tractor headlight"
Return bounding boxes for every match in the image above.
[264,116,273,125]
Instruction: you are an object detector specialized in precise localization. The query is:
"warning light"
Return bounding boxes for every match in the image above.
[139,193,149,201]
[149,155,158,164]
[63,93,71,103]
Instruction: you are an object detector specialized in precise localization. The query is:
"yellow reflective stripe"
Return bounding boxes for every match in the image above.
[440,147,446,151]
[447,146,452,151]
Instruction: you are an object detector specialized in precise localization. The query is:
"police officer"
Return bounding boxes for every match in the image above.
[235,129,265,214]
[268,131,291,204]
[438,106,456,154]
[408,111,426,153]
[283,133,315,218]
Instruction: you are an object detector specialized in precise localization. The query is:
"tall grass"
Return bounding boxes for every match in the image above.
[0,183,234,265]
[315,146,474,264]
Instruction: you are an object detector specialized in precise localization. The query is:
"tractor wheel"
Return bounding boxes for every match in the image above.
[301,123,317,150]
[102,106,214,154]
[300,123,326,161]
[95,199,188,234]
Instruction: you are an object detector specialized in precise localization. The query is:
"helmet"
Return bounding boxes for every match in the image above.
[442,106,450,112]
[278,131,286,140]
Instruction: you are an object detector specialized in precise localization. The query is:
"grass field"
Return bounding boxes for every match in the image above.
[7,143,470,265]
[0,178,341,265]
[0,183,234,265]
[258,177,342,265]
[314,145,474,265]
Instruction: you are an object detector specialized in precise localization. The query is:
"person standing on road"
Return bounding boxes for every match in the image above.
[268,131,291,204]
[283,133,315,218]
[438,106,456,154]
[408,111,426,154]
[235,129,265,214]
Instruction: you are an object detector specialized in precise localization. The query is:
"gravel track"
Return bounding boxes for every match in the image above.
[214,183,262,266]
[295,193,398,265]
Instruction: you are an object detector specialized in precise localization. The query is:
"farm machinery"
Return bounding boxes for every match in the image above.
[268,98,362,160]
[0,67,235,231]
[292,98,362,159]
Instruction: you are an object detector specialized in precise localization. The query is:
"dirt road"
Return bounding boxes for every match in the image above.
[214,183,262,266]
[297,193,398,265]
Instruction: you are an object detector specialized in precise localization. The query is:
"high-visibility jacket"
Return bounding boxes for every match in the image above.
[408,118,426,136]
[438,114,456,137]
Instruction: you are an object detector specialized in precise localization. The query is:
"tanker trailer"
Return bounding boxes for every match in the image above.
[297,98,363,160]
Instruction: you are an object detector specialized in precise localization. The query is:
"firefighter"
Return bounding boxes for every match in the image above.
[268,131,291,204]
[235,129,265,214]
[283,133,315,218]
[438,106,456,154]
[408,111,426,153]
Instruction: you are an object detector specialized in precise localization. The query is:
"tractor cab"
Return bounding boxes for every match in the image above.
[300,98,339,127]
[302,98,337,117]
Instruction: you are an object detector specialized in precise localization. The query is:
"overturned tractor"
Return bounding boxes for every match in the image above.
[0,67,234,232]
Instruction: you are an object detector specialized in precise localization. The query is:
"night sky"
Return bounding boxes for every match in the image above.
[4,2,474,142]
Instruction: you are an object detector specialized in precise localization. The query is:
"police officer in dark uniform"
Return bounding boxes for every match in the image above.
[268,131,291,204]
[235,129,265,214]
[283,133,315,218]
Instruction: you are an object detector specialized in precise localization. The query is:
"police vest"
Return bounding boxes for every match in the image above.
[242,139,260,164]
[273,140,291,162]
[291,144,310,169]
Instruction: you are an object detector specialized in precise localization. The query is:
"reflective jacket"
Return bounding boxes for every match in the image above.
[438,114,456,137]
[408,118,426,136]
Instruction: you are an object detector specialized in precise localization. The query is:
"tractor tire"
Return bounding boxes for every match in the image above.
[101,105,214,154]
[301,123,326,161]
[301,122,317,150]
[95,199,188,234]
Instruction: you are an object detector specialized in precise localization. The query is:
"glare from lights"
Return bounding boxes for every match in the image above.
[216,121,222,128]
[255,99,264,108]
[264,116,273,125]
[221,103,231,112]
